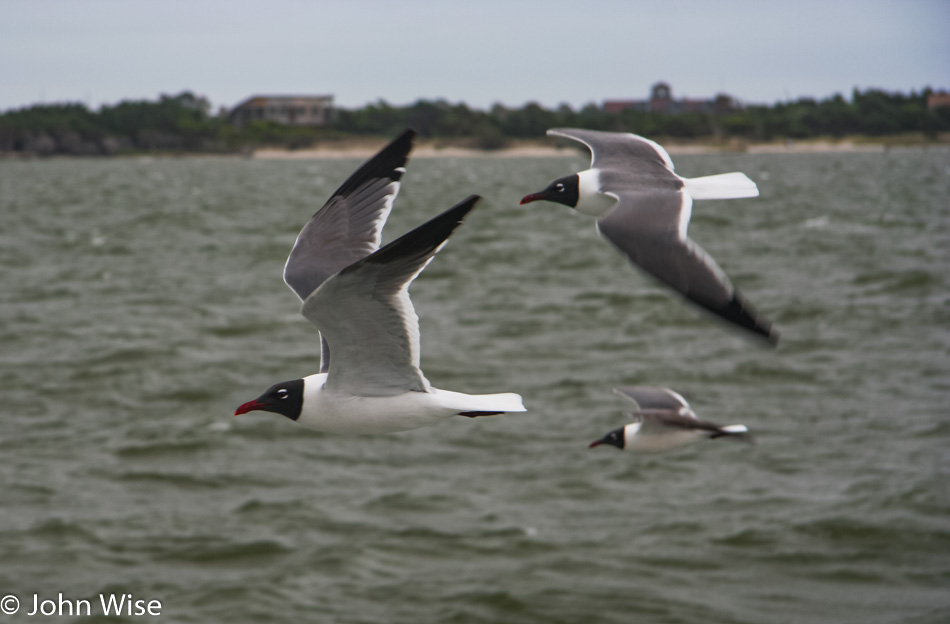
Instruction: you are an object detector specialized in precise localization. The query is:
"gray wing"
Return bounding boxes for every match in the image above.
[283,129,415,370]
[597,193,777,343]
[633,410,725,434]
[547,128,681,191]
[301,196,479,397]
[284,129,415,300]
[615,386,691,412]
[617,388,730,434]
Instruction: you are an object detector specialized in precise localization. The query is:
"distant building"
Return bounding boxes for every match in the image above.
[604,82,738,115]
[229,95,334,128]
[927,91,950,110]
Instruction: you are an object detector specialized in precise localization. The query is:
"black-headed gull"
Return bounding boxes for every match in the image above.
[235,131,525,433]
[589,387,750,453]
[521,128,778,344]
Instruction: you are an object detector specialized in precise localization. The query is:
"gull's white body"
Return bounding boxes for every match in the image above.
[620,421,708,453]
[298,373,525,434]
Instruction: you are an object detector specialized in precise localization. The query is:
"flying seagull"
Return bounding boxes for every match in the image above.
[589,386,750,454]
[235,131,525,433]
[521,128,778,344]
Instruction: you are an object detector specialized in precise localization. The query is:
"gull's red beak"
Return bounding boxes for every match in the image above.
[589,439,604,449]
[234,399,267,416]
[520,192,546,205]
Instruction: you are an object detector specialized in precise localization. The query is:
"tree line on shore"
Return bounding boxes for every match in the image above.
[1,87,947,156]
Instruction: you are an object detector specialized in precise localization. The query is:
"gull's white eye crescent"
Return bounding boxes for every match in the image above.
[555,183,565,192]
[277,388,289,399]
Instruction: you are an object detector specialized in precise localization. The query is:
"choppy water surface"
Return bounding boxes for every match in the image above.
[1,148,948,623]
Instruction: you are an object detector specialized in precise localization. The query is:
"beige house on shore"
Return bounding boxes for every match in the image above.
[229,95,334,127]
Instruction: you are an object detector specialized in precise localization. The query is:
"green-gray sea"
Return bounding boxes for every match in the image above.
[1,147,948,623]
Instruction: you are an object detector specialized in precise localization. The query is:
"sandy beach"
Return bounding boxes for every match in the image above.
[252,144,579,159]
[251,138,918,159]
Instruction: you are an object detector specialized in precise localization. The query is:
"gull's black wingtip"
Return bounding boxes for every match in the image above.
[405,194,481,249]
[331,128,417,198]
[386,128,417,155]
[717,294,780,347]
[362,195,481,268]
[444,194,481,221]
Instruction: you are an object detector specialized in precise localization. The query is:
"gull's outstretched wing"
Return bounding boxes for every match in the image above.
[615,387,721,435]
[597,193,778,343]
[284,129,415,300]
[614,386,692,412]
[301,196,480,397]
[547,128,680,191]
[283,129,415,370]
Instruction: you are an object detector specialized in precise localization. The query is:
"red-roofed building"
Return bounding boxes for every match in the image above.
[927,91,950,110]
[604,82,738,115]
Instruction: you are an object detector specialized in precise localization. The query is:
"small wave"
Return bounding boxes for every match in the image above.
[713,527,779,548]
[113,439,213,458]
[363,491,460,514]
[852,268,939,294]
[115,470,258,490]
[794,515,950,553]
[155,538,293,564]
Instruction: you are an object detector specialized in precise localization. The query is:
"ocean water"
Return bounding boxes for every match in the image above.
[1,147,948,623]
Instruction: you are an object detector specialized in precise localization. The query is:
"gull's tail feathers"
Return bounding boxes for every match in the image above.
[433,389,526,416]
[711,424,752,442]
[683,172,759,200]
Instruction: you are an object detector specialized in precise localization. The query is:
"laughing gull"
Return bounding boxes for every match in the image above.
[589,387,750,453]
[520,128,778,344]
[235,132,525,433]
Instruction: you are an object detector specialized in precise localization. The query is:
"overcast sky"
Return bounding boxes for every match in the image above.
[2,0,947,113]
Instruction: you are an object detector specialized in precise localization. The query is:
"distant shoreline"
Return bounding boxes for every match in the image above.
[252,138,944,159]
[3,135,947,161]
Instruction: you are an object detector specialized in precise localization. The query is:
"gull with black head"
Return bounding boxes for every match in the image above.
[235,130,525,433]
[521,128,778,344]
[590,387,750,454]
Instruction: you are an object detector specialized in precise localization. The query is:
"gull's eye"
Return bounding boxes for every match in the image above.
[277,388,289,399]
[555,183,565,192]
